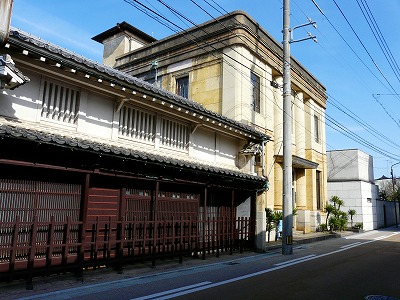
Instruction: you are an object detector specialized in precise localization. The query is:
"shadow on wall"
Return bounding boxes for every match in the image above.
[375,199,399,229]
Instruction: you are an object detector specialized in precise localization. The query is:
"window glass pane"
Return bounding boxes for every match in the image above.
[314,115,319,143]
[251,72,260,113]
[176,76,189,98]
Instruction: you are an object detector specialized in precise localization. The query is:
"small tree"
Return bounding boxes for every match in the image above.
[272,211,283,241]
[326,196,348,232]
[265,208,274,243]
[348,209,356,228]
[325,204,335,228]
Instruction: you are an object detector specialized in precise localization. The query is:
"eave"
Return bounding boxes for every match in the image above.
[5,27,271,143]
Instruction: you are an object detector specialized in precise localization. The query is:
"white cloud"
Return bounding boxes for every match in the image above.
[11,2,103,61]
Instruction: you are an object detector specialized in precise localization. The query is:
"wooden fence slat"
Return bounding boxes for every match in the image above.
[0,216,253,283]
[26,215,39,290]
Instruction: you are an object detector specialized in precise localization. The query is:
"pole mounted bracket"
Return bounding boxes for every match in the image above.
[289,18,317,44]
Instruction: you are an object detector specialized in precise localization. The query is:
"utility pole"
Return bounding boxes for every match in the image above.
[282,0,293,255]
[282,0,316,255]
[0,0,14,46]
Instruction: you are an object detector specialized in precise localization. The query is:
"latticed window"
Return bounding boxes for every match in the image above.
[160,117,189,150]
[119,105,156,142]
[41,79,80,124]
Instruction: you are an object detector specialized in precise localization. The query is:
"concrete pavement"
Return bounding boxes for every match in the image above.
[0,230,354,299]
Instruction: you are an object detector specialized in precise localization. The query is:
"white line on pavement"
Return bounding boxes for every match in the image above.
[133,232,400,300]
[340,242,363,248]
[131,282,212,300]
[274,255,316,266]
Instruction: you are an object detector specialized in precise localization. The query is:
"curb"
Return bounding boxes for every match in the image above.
[265,232,342,251]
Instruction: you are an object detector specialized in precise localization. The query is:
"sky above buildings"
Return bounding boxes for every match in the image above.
[9,0,400,178]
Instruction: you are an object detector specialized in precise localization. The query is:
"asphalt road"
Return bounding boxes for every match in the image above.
[10,228,400,300]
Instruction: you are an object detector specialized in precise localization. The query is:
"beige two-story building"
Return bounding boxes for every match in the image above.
[94,11,328,239]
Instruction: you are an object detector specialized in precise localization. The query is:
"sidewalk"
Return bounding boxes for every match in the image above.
[266,230,353,251]
[0,231,354,299]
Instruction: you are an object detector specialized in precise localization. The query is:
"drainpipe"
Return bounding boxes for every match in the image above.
[261,139,270,191]
[261,140,267,177]
[0,0,13,47]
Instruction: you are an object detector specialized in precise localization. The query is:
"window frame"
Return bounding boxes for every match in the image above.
[314,114,320,143]
[40,78,80,126]
[250,72,261,113]
[176,75,189,98]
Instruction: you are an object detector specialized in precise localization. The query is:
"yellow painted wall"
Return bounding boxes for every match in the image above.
[191,63,222,114]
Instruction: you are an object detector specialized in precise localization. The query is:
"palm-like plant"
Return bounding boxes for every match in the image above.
[325,204,335,227]
[348,209,356,228]
[336,198,344,210]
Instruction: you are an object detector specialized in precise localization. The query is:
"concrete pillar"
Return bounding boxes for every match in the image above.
[297,209,311,233]
[296,169,307,209]
[294,92,305,158]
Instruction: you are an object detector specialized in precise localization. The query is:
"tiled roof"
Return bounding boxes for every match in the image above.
[0,117,266,183]
[8,28,270,142]
[0,54,30,89]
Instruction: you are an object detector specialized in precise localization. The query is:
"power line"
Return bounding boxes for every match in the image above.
[332,0,400,104]
[125,0,400,163]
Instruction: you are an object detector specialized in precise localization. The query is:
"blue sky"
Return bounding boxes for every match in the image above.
[9,0,400,178]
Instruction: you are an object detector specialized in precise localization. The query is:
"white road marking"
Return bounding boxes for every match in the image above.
[274,255,316,266]
[340,242,363,248]
[131,282,212,300]
[133,232,400,299]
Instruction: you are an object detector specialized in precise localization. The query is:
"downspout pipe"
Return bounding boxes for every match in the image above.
[261,139,270,191]
[0,0,13,46]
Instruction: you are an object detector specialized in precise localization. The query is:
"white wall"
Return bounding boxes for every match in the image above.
[0,70,41,122]
[327,181,379,230]
[0,66,255,177]
[327,149,374,182]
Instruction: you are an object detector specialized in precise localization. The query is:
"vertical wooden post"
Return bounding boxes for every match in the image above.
[116,188,126,274]
[26,215,38,290]
[202,187,207,260]
[250,191,257,249]
[45,216,55,276]
[151,181,159,267]
[9,215,20,282]
[230,190,234,255]
[62,216,71,270]
[77,173,90,279]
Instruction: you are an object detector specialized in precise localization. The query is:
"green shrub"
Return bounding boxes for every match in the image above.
[354,222,363,229]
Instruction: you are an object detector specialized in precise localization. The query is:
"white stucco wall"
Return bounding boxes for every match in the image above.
[0,70,41,122]
[81,91,114,138]
[0,66,256,178]
[327,181,379,231]
[327,149,374,182]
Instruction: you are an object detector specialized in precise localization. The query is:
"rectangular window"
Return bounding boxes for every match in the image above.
[119,105,156,142]
[316,170,321,210]
[251,72,261,113]
[160,117,189,150]
[41,79,80,124]
[176,76,189,98]
[314,114,320,143]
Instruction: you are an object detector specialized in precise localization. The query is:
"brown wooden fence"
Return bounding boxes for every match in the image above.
[0,215,254,289]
